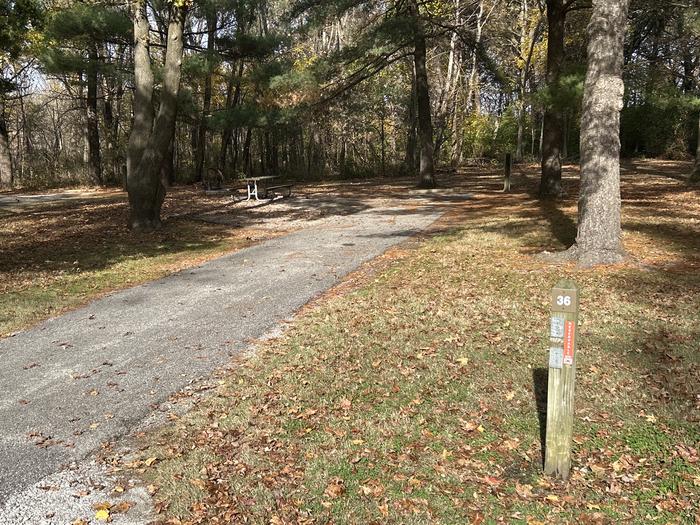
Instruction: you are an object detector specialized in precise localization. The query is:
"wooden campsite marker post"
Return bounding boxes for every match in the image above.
[544,279,579,480]
[503,153,512,192]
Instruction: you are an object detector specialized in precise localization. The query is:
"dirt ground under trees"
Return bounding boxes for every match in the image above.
[1,159,698,337]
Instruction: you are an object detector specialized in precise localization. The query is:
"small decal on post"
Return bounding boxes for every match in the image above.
[563,321,576,365]
[550,317,565,339]
[549,347,564,369]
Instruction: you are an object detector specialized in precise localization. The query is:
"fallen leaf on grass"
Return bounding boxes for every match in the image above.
[470,513,485,525]
[190,478,207,490]
[154,499,170,514]
[515,482,534,499]
[324,477,345,498]
[481,476,502,487]
[675,444,698,463]
[462,420,480,432]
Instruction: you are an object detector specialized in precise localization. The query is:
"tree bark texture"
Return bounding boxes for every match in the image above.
[539,0,566,198]
[127,0,187,231]
[127,0,154,186]
[411,1,436,188]
[573,0,629,266]
[405,65,418,175]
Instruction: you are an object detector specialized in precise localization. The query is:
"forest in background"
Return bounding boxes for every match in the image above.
[1,0,699,192]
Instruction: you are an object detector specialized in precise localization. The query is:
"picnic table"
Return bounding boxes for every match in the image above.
[243,176,293,201]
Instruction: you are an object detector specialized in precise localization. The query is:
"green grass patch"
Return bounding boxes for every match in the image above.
[0,217,260,336]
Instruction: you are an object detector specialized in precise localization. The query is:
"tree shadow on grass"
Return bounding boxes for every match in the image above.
[0,192,260,284]
[538,199,577,249]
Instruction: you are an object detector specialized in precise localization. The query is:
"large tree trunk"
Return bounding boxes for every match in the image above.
[0,101,12,188]
[127,0,188,231]
[127,0,154,187]
[405,65,418,174]
[570,0,629,266]
[161,137,176,187]
[86,47,103,185]
[539,0,566,198]
[411,1,436,188]
[194,11,217,182]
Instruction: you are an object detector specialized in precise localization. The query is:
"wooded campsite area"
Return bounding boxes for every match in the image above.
[0,0,699,523]
[1,0,699,199]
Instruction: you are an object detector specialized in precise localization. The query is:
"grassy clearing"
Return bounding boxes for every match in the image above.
[119,162,699,524]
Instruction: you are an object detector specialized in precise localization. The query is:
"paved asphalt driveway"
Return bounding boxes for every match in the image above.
[0,202,443,523]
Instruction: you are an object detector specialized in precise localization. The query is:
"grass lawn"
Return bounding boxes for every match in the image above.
[116,161,699,524]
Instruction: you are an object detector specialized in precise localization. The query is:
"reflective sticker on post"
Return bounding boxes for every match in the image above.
[549,347,564,369]
[550,317,565,339]
[563,321,575,366]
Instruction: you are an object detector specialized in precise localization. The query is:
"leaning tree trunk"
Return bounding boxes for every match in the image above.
[411,1,436,188]
[571,0,630,267]
[539,0,566,198]
[127,0,188,231]
[0,101,12,188]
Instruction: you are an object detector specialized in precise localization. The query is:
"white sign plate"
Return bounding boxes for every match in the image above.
[550,317,565,339]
